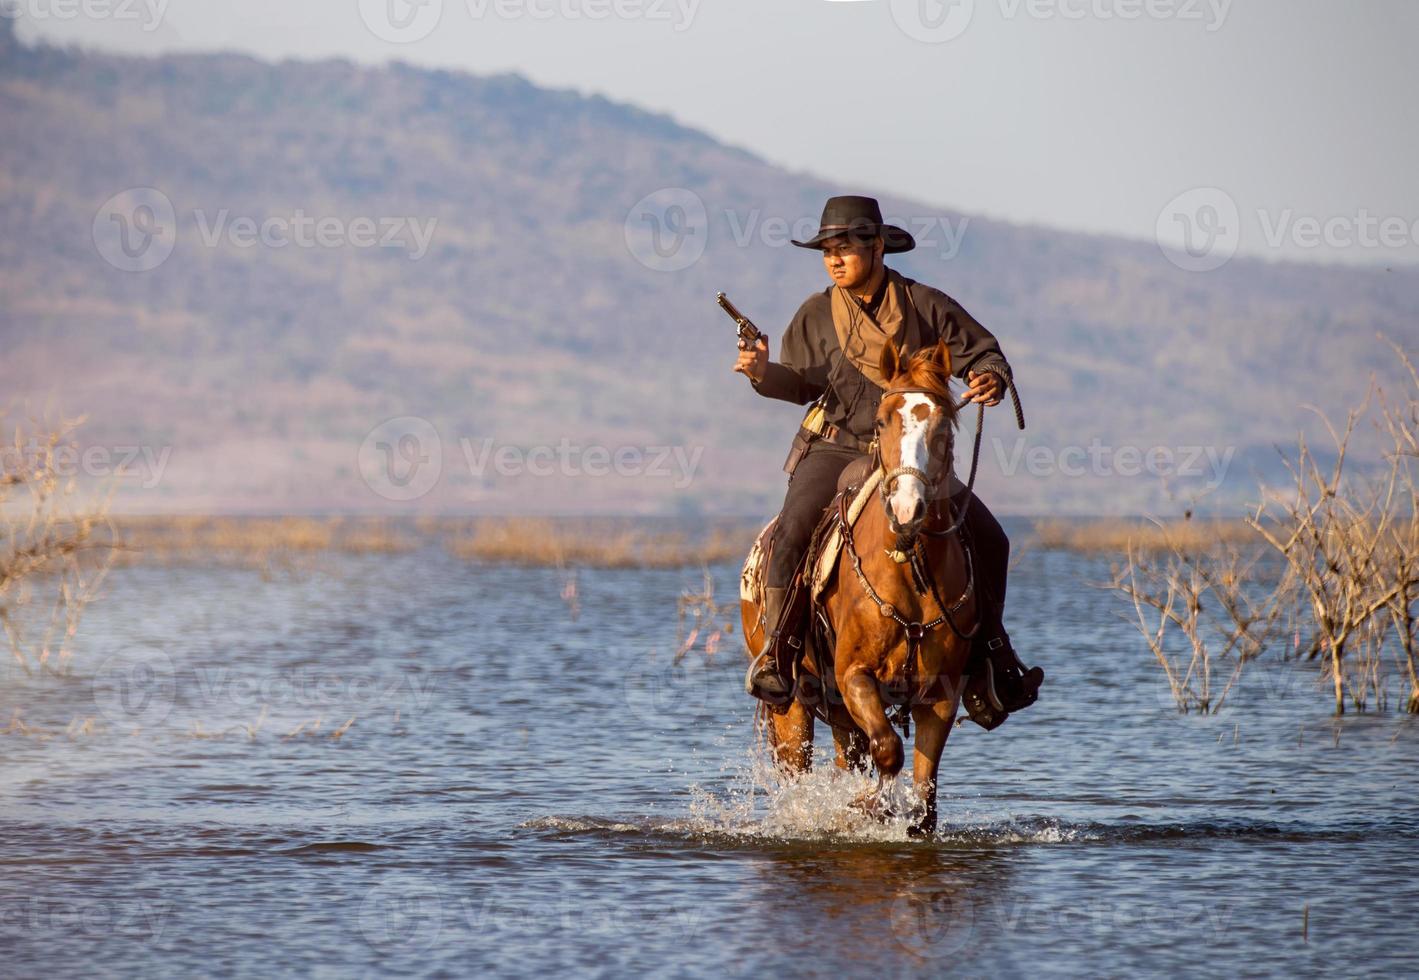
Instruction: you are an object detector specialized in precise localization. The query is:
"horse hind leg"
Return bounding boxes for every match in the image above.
[761,700,813,774]
[831,725,870,773]
[906,700,956,839]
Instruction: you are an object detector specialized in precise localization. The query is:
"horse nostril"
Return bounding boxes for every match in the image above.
[911,500,924,523]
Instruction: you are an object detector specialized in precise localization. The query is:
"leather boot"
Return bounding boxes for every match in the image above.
[745,586,793,703]
[963,601,1044,730]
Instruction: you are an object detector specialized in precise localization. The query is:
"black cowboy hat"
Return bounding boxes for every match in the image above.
[791,195,916,254]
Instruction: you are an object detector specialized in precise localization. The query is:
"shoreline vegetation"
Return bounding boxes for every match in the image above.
[85,514,1267,566]
[5,333,1414,714]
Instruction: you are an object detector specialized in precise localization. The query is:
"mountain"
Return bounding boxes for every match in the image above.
[2,22,1415,516]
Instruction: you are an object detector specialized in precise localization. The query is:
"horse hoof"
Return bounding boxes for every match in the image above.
[907,821,936,840]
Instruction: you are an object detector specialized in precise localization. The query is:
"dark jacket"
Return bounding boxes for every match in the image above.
[751,270,1013,440]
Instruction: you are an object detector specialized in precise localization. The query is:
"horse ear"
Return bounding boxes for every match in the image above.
[879,341,901,384]
[935,339,953,378]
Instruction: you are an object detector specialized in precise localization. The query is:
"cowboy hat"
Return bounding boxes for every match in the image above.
[791,195,916,254]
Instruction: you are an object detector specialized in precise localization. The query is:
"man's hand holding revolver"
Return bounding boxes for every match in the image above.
[733,336,768,383]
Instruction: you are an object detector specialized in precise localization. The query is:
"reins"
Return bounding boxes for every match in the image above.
[836,373,1026,736]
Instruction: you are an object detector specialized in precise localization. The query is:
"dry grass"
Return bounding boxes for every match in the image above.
[72,514,756,571]
[1032,517,1263,554]
[444,517,756,568]
[109,515,418,566]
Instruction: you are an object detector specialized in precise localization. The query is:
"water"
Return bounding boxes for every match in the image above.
[3,527,1417,977]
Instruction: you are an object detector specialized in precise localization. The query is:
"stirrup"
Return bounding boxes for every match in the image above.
[745,651,791,704]
[963,636,1044,730]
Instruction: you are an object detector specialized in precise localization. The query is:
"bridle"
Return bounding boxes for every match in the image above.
[873,385,976,540]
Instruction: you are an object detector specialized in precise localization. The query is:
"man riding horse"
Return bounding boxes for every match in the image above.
[734,195,1043,725]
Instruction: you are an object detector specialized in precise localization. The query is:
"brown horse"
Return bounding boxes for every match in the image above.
[741,339,977,837]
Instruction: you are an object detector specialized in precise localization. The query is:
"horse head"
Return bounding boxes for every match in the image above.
[873,339,960,541]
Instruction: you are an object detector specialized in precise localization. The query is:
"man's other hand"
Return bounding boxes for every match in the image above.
[734,337,769,382]
[965,370,1003,406]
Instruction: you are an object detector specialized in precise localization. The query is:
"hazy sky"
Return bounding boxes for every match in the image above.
[13,0,1419,265]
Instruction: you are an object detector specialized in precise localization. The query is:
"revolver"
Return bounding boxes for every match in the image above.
[716,292,767,351]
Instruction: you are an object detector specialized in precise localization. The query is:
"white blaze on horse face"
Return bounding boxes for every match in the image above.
[890,394,934,526]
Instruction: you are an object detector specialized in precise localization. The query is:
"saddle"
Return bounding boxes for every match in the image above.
[738,455,878,610]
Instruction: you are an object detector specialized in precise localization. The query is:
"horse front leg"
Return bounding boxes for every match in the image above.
[907,698,958,839]
[839,667,904,820]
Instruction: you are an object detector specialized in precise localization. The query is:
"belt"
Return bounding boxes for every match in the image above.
[818,422,874,454]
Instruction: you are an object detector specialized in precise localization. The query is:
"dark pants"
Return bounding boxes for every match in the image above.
[767,442,1010,625]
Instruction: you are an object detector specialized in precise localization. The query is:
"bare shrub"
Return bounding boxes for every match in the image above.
[0,411,116,675]
[1247,344,1419,714]
[1110,518,1289,713]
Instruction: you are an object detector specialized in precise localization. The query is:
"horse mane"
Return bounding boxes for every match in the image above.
[888,346,959,427]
